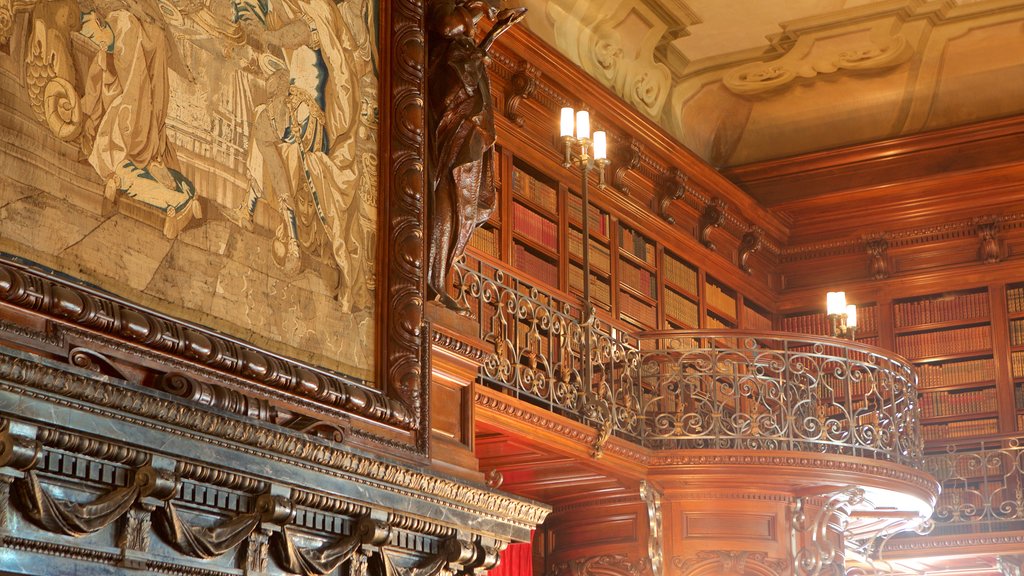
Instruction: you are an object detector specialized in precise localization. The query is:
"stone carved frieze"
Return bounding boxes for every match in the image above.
[0,419,549,575]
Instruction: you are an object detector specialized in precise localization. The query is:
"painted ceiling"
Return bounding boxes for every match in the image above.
[513,0,1024,167]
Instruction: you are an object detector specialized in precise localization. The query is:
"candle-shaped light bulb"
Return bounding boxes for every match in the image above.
[826,291,846,315]
[846,304,857,328]
[576,110,590,139]
[593,131,607,160]
[560,107,575,138]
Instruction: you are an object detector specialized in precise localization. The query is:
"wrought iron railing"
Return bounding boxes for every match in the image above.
[453,260,922,467]
[923,435,1024,535]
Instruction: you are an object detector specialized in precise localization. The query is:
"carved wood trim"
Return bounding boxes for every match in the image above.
[698,198,727,251]
[655,168,687,224]
[505,61,540,127]
[380,0,429,452]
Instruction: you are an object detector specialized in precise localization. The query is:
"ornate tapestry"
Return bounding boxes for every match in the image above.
[0,0,379,381]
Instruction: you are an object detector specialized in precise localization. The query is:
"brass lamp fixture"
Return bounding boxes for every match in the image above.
[560,108,611,448]
[559,107,608,324]
[826,291,858,340]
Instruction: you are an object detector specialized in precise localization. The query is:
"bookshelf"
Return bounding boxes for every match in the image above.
[704,275,737,329]
[893,288,998,443]
[1007,283,1024,433]
[742,299,773,331]
[568,193,612,311]
[662,250,699,329]
[618,224,658,330]
[778,302,878,345]
[510,161,560,287]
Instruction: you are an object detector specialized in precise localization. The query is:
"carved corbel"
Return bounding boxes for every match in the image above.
[640,482,664,576]
[698,198,726,251]
[271,513,388,576]
[611,138,641,195]
[504,62,539,127]
[974,216,1002,264]
[864,234,889,280]
[791,486,866,576]
[655,168,687,223]
[738,227,763,274]
[155,372,282,425]
[0,422,41,537]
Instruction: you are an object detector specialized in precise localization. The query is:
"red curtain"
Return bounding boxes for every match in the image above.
[489,531,533,576]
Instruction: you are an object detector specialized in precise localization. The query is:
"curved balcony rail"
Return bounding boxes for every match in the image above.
[920,435,1024,535]
[452,259,923,467]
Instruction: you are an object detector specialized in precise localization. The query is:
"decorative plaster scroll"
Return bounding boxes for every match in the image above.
[698,198,726,251]
[864,234,890,280]
[724,30,914,95]
[738,227,763,274]
[655,167,687,224]
[505,62,541,127]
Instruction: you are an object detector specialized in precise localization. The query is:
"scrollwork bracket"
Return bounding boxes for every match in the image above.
[505,61,539,127]
[655,168,687,224]
[699,198,726,251]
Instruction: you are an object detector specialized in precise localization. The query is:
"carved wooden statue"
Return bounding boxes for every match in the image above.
[426,0,527,311]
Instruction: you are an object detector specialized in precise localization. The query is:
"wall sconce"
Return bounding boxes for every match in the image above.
[826,291,857,339]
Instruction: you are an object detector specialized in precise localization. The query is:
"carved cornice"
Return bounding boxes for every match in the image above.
[0,351,551,529]
[647,452,938,497]
[0,260,414,431]
[430,330,489,364]
[885,533,1024,554]
[781,211,1024,262]
[473,387,652,465]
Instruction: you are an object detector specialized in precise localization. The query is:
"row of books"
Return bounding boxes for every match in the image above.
[1010,351,1024,378]
[922,418,998,441]
[619,290,656,328]
[513,244,558,288]
[704,280,737,319]
[511,167,558,214]
[1010,319,1024,347]
[568,196,609,237]
[896,325,992,359]
[705,314,733,329]
[513,203,558,249]
[1008,285,1024,314]
[933,457,1005,480]
[468,225,498,258]
[917,357,996,389]
[894,291,990,327]
[619,261,656,299]
[663,254,698,293]
[568,229,611,272]
[920,387,997,419]
[780,312,830,336]
[1014,383,1024,410]
[618,226,656,266]
[745,309,773,331]
[569,265,611,307]
[665,288,699,327]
